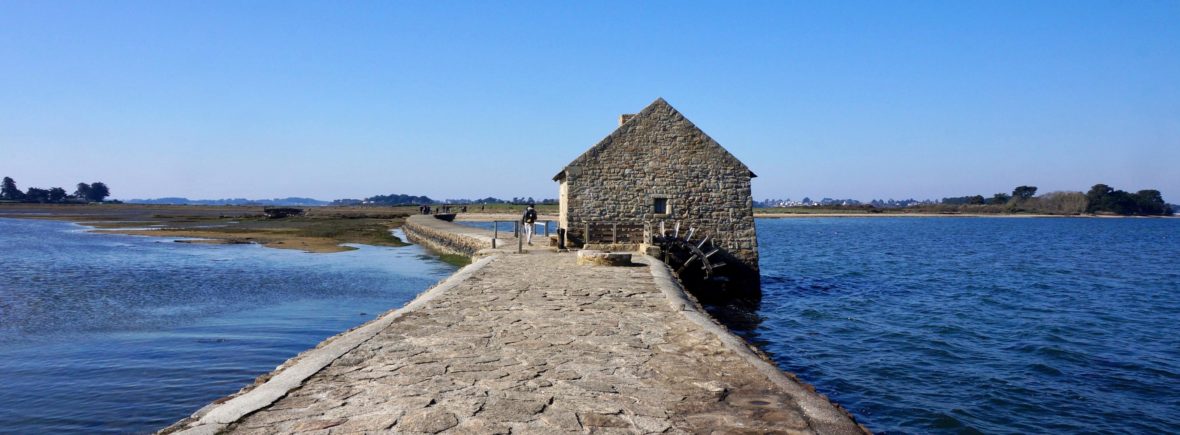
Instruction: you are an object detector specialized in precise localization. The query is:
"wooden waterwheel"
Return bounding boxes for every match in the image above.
[653,222,728,284]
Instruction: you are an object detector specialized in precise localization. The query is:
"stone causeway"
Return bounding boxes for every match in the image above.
[163,215,865,434]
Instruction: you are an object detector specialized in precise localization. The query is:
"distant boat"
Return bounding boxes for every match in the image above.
[433,213,457,222]
[263,207,304,219]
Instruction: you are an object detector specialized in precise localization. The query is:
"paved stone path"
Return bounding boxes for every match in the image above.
[200,251,862,434]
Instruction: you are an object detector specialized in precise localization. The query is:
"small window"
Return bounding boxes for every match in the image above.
[653,197,668,214]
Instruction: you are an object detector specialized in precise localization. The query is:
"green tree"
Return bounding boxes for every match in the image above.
[25,187,50,203]
[989,193,1011,205]
[1012,185,1038,201]
[1085,184,1113,213]
[74,183,92,201]
[87,182,111,202]
[1,177,23,200]
[1083,184,1160,215]
[48,187,67,202]
[1106,190,1137,215]
[1133,190,1167,215]
[967,195,986,205]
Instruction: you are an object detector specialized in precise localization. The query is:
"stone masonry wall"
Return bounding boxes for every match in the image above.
[559,100,759,287]
[402,219,492,258]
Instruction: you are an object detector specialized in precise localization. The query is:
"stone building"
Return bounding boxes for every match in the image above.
[553,98,760,292]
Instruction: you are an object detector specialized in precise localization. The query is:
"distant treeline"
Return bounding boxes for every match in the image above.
[937,184,1172,216]
[1083,184,1171,215]
[758,184,1174,216]
[1,176,111,203]
[332,194,557,206]
[83,193,560,207]
[126,197,330,206]
[332,193,434,205]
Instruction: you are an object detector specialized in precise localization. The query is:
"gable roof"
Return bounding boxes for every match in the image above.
[553,98,756,181]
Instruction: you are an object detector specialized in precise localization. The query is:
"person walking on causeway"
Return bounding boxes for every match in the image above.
[521,203,537,246]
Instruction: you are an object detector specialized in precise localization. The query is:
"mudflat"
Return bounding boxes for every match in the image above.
[0,203,411,253]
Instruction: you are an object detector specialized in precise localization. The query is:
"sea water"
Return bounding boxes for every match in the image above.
[0,218,456,433]
[4,216,1178,433]
[750,217,1180,433]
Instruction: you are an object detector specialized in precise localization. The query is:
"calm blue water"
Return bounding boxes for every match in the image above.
[452,220,551,234]
[0,218,456,434]
[751,217,1180,434]
[453,220,508,232]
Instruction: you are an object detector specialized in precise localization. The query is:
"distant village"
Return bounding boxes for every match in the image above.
[756,197,933,208]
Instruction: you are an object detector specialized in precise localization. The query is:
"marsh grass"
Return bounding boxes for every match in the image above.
[436,253,473,267]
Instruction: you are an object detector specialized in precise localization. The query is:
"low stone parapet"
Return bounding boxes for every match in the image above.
[401,215,494,258]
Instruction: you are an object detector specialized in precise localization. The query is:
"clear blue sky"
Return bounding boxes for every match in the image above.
[2,1,1177,202]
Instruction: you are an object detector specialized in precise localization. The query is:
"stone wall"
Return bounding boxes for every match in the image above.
[402,218,492,258]
[555,99,759,288]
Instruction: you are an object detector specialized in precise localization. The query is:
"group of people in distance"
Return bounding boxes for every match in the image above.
[418,204,471,214]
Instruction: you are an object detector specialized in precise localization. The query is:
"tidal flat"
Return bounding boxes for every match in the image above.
[0,203,562,253]
[0,203,415,253]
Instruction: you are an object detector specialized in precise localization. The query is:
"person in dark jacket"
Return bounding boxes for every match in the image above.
[521,204,537,245]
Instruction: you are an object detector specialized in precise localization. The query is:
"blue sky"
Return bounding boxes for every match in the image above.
[2,1,1177,202]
